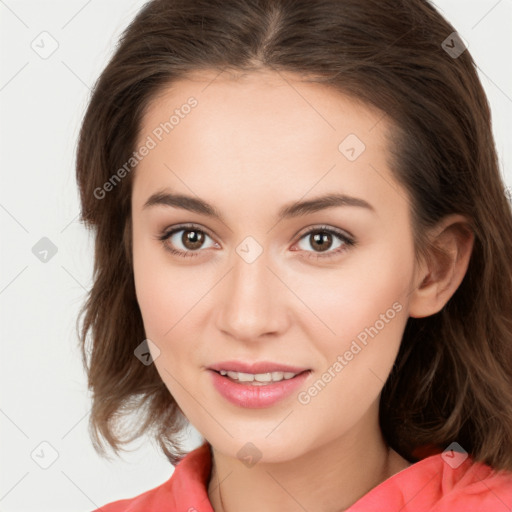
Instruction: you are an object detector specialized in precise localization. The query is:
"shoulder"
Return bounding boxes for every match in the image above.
[91,442,213,512]
[349,450,512,511]
[432,453,512,511]
[90,478,174,512]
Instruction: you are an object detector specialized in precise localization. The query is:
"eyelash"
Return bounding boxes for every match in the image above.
[156,223,356,261]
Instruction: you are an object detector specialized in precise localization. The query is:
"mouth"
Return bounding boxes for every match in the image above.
[208,367,312,408]
[210,368,310,386]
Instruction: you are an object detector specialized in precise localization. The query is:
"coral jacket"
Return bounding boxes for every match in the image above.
[93,442,512,511]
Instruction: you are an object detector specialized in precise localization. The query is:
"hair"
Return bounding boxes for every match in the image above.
[75,0,512,470]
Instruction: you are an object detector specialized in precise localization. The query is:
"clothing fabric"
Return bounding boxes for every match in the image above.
[92,442,512,511]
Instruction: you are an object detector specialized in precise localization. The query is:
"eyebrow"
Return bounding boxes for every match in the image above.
[142,189,375,222]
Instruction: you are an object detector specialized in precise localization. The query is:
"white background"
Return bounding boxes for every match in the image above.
[1,1,511,511]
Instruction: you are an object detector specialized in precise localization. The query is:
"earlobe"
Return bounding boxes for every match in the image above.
[408,214,475,319]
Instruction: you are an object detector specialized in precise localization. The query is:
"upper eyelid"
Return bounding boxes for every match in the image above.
[295,224,354,241]
[162,223,216,241]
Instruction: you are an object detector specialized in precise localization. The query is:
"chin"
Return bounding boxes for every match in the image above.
[205,428,315,465]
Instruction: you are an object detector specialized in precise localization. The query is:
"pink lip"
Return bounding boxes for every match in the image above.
[208,360,309,374]
[209,368,311,409]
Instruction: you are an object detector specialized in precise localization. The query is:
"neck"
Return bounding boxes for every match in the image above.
[207,406,410,512]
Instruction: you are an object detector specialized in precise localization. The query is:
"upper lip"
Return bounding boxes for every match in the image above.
[208,360,310,374]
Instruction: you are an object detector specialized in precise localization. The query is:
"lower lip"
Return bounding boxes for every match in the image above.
[209,370,311,408]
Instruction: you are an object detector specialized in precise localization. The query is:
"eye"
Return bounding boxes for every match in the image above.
[156,223,356,260]
[293,225,355,260]
[157,223,217,259]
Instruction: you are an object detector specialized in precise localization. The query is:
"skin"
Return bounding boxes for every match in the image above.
[130,69,474,512]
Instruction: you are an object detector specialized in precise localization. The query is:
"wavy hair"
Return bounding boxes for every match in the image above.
[75,0,512,469]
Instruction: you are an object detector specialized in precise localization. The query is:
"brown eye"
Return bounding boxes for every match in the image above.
[158,224,217,258]
[295,226,355,261]
[309,232,334,252]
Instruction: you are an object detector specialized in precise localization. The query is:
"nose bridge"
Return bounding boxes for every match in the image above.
[216,240,287,341]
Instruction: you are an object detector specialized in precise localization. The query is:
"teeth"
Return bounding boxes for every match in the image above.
[218,370,299,383]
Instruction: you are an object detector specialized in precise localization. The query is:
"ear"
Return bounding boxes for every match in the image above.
[409,214,475,318]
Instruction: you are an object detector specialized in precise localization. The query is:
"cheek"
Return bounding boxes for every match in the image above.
[295,258,410,429]
[293,239,414,351]
[133,246,169,336]
[132,226,203,338]
[132,243,204,400]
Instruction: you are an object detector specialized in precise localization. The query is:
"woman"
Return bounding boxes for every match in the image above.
[75,0,512,510]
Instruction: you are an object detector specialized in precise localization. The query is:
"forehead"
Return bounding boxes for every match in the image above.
[140,68,385,138]
[132,69,401,215]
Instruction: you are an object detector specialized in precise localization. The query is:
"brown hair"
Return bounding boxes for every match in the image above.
[75,0,512,469]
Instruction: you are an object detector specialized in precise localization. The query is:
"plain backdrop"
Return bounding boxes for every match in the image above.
[0,1,511,511]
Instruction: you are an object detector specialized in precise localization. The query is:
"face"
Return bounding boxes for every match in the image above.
[131,70,418,463]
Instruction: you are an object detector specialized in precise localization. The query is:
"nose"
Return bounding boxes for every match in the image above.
[215,247,290,343]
